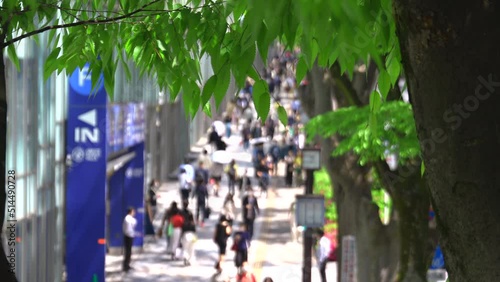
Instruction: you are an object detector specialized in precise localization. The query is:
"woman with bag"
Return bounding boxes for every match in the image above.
[158,202,178,255]
[159,202,184,260]
[213,215,232,274]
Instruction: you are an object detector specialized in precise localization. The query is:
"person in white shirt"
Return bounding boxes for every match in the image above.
[179,168,192,202]
[315,229,331,282]
[122,207,137,272]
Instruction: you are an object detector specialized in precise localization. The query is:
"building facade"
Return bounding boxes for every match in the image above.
[3,36,216,282]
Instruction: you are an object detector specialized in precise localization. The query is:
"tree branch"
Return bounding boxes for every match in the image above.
[1,0,224,49]
[329,61,364,107]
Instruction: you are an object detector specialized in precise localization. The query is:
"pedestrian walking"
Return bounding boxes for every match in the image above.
[284,150,295,187]
[256,158,270,198]
[238,169,252,193]
[122,207,137,272]
[262,277,274,282]
[168,208,185,260]
[213,215,232,274]
[241,189,259,240]
[179,168,192,202]
[210,162,224,197]
[222,193,237,226]
[195,161,210,185]
[225,159,237,195]
[232,222,251,273]
[180,200,197,266]
[159,202,183,259]
[192,177,209,227]
[145,180,159,236]
[269,141,280,176]
[315,229,331,282]
[198,149,212,170]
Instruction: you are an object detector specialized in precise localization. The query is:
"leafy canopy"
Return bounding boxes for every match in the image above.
[1,0,403,123]
[306,101,420,165]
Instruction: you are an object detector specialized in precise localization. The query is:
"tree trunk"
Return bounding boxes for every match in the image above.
[305,64,393,282]
[393,1,500,281]
[380,162,429,282]
[0,48,18,281]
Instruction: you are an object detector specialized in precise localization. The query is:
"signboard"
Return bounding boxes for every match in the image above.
[295,195,325,228]
[430,245,445,269]
[302,149,321,170]
[66,64,107,282]
[123,143,145,247]
[107,103,145,155]
[341,236,358,282]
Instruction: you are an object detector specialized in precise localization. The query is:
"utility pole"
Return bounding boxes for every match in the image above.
[302,168,314,282]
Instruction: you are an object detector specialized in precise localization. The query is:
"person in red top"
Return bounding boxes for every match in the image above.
[236,266,256,282]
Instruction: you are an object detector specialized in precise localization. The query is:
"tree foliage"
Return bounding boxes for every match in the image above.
[0,0,404,124]
[306,101,420,165]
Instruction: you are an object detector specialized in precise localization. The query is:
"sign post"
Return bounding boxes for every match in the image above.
[66,64,107,282]
[341,236,358,282]
[300,148,321,282]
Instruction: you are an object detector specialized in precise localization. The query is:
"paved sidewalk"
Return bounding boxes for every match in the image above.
[105,97,338,281]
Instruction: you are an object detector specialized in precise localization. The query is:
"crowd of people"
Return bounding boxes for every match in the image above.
[122,48,333,282]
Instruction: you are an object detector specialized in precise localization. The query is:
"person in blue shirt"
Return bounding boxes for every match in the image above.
[232,222,251,273]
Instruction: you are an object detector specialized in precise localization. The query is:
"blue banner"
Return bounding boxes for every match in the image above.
[108,166,125,248]
[66,63,107,282]
[123,142,145,247]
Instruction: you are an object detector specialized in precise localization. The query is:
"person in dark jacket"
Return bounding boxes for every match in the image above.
[241,189,259,240]
[213,215,232,273]
[192,178,209,227]
[232,222,251,272]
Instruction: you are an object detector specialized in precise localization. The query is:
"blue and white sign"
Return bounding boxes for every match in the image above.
[430,245,445,269]
[123,143,145,247]
[66,63,107,282]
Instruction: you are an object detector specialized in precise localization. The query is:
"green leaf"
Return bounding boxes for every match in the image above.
[296,56,307,84]
[256,91,271,121]
[203,102,212,117]
[214,66,230,109]
[378,70,391,100]
[369,91,382,112]
[201,75,218,106]
[421,161,425,177]
[387,58,401,86]
[252,79,270,121]
[44,47,61,81]
[277,105,288,126]
[7,44,20,71]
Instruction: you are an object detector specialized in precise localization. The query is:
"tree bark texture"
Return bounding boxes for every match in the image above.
[393,1,500,281]
[378,162,430,282]
[304,64,394,282]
